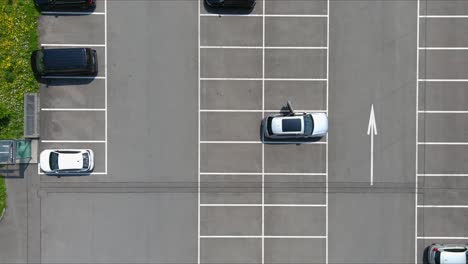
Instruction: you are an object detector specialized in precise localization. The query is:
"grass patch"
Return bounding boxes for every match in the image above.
[0,0,40,215]
[0,0,39,140]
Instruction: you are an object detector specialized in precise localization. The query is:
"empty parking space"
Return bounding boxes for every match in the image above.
[39,142,105,175]
[264,238,325,264]
[200,206,262,235]
[264,207,325,236]
[39,15,105,44]
[420,18,468,47]
[418,145,468,174]
[420,0,468,16]
[418,113,468,142]
[418,176,468,205]
[200,112,261,141]
[265,49,326,79]
[418,82,468,111]
[201,49,262,78]
[264,80,326,110]
[40,79,105,109]
[200,238,261,264]
[265,17,326,47]
[200,80,262,110]
[200,175,262,204]
[200,144,261,173]
[418,207,468,237]
[264,0,326,15]
[265,175,325,205]
[40,111,105,141]
[264,144,325,174]
[201,17,262,46]
[41,193,196,263]
[419,50,468,79]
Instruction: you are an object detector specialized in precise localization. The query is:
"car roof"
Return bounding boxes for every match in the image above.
[57,151,84,170]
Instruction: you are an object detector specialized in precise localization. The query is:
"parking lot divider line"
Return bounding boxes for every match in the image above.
[200,141,262,144]
[417,236,468,240]
[417,205,468,208]
[200,46,327,50]
[41,11,105,15]
[262,0,265,262]
[200,141,327,144]
[200,235,327,239]
[326,0,330,262]
[415,2,420,262]
[420,15,468,18]
[40,140,106,143]
[41,108,106,111]
[200,172,327,176]
[38,171,107,175]
[197,0,201,260]
[419,47,468,50]
[200,109,328,113]
[418,110,468,113]
[418,142,468,145]
[200,78,328,81]
[104,0,108,175]
[41,44,105,47]
[200,204,327,207]
[419,79,468,82]
[199,14,328,17]
[417,174,468,177]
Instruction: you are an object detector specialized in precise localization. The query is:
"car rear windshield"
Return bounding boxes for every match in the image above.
[49,152,59,171]
[82,153,89,169]
[282,118,301,132]
[304,114,314,135]
[445,248,467,252]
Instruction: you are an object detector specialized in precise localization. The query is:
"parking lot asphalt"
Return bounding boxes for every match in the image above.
[9,0,467,263]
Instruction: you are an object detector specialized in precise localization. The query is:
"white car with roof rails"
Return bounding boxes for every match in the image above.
[427,244,468,264]
[40,149,94,174]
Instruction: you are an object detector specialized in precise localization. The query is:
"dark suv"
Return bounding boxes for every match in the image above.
[31,48,98,77]
[205,0,256,9]
[35,0,96,11]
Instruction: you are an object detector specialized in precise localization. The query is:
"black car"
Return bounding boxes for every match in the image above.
[205,0,255,9]
[35,0,96,11]
[31,48,98,77]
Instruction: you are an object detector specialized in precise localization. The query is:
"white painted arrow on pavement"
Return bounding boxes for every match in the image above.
[367,104,378,186]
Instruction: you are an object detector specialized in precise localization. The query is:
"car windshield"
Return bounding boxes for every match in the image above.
[282,118,301,132]
[49,152,59,171]
[304,114,314,135]
[82,153,89,169]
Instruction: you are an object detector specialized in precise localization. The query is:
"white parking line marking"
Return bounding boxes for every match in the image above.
[41,108,106,111]
[262,2,265,262]
[200,172,326,176]
[419,79,468,82]
[418,110,468,113]
[38,171,108,175]
[201,46,327,50]
[419,47,468,50]
[200,204,327,207]
[200,141,327,144]
[200,235,327,239]
[326,0,330,261]
[41,11,105,15]
[200,109,327,113]
[418,174,468,177]
[417,205,468,208]
[200,14,328,18]
[41,44,105,47]
[417,236,468,240]
[42,76,106,79]
[104,0,108,178]
[197,0,201,261]
[415,2,420,263]
[201,77,327,81]
[418,142,468,145]
[420,15,468,18]
[40,140,106,143]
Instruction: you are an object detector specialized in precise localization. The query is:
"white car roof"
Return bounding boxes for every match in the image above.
[58,152,84,170]
[271,115,304,135]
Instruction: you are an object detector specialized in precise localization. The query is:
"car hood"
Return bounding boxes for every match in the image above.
[311,113,328,136]
[440,252,467,264]
[59,153,84,170]
[39,150,53,172]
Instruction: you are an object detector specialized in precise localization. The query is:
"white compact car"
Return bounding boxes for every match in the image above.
[263,101,328,140]
[40,149,94,174]
[427,244,468,264]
